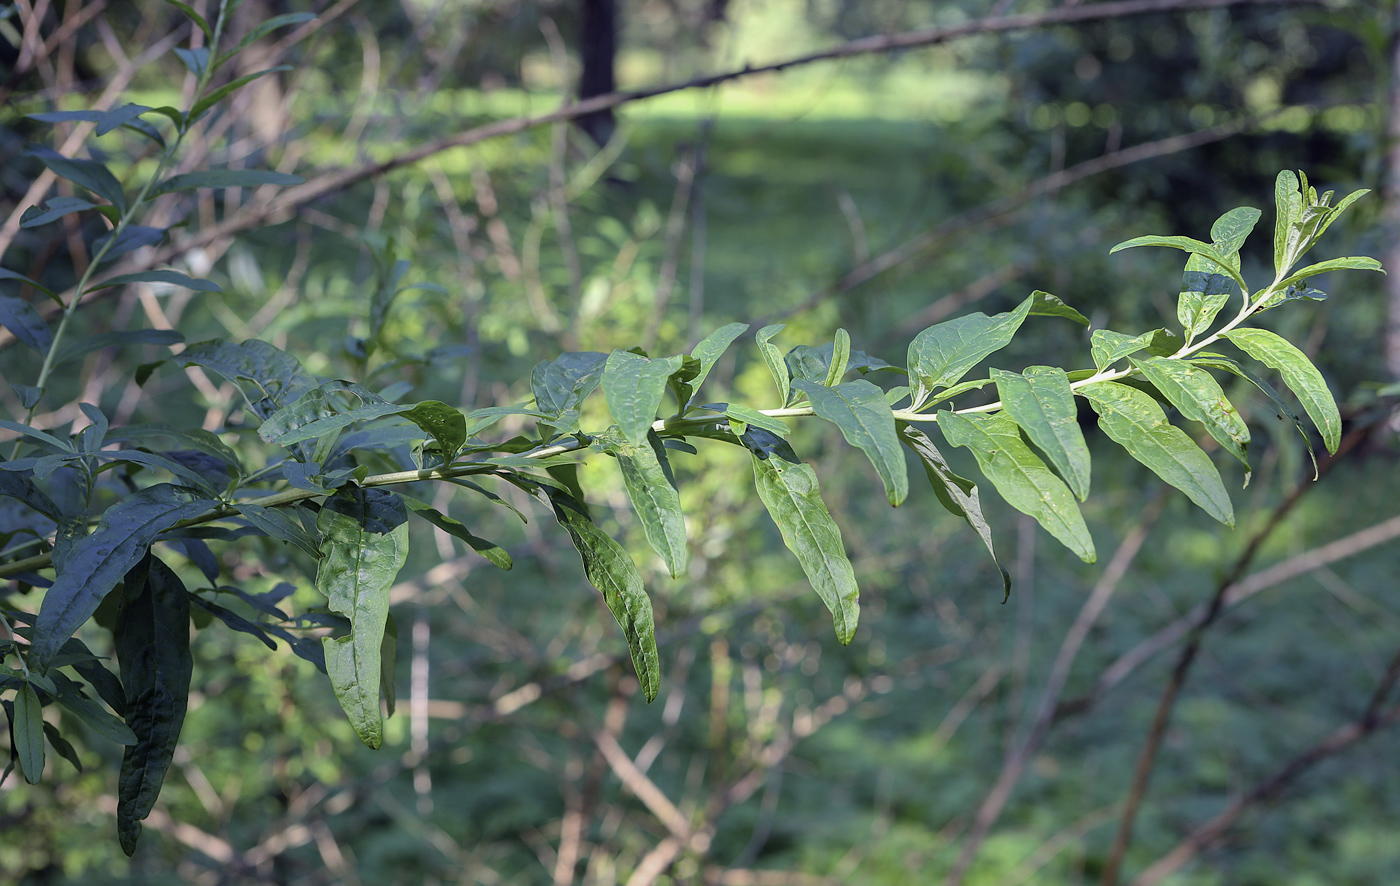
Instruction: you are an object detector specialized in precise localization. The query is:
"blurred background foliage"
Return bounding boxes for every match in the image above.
[1,0,1399,884]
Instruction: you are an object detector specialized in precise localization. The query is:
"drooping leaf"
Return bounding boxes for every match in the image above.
[755,324,790,406]
[50,671,136,745]
[1108,234,1247,293]
[14,682,45,784]
[235,502,320,557]
[1130,356,1250,467]
[611,431,687,577]
[1080,382,1234,525]
[177,339,317,421]
[742,429,860,643]
[908,294,1033,402]
[937,410,1096,563]
[401,495,511,570]
[793,379,908,507]
[43,722,81,772]
[898,424,1010,599]
[601,350,685,445]
[1028,290,1090,326]
[0,295,53,354]
[105,424,243,477]
[0,468,62,520]
[380,613,398,718]
[992,366,1091,500]
[0,266,58,302]
[27,147,126,212]
[114,556,193,856]
[30,485,216,671]
[85,270,221,293]
[545,488,660,701]
[317,488,409,749]
[1187,351,1314,467]
[1222,328,1340,454]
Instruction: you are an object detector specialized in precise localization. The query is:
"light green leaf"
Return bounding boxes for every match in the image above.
[14,683,45,784]
[1273,256,1383,294]
[756,324,790,406]
[545,488,660,701]
[1131,356,1250,467]
[898,424,1010,599]
[743,429,860,643]
[720,404,789,436]
[1080,382,1234,525]
[1222,328,1339,454]
[1109,234,1247,294]
[686,323,749,403]
[937,410,1096,562]
[612,431,688,578]
[1029,290,1090,326]
[908,295,1033,402]
[793,378,908,507]
[992,366,1091,500]
[1188,352,1317,474]
[317,488,410,749]
[1090,328,1158,371]
[530,351,609,420]
[825,328,851,387]
[601,350,685,445]
[1178,253,1235,338]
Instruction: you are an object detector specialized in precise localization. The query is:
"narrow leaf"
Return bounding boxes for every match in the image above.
[380,613,398,718]
[546,488,661,701]
[51,672,137,745]
[937,410,1096,562]
[14,683,45,784]
[908,294,1033,401]
[742,429,860,643]
[992,366,1091,500]
[1090,328,1159,371]
[1131,356,1250,467]
[719,404,789,436]
[317,488,410,749]
[235,502,320,557]
[612,431,688,577]
[1273,256,1383,293]
[824,328,851,387]
[92,226,166,264]
[1223,328,1340,454]
[85,270,221,293]
[1080,382,1234,525]
[190,67,295,120]
[755,324,790,406]
[20,196,95,228]
[0,295,54,354]
[149,168,303,199]
[793,378,908,506]
[401,495,511,570]
[1274,170,1303,274]
[601,350,685,445]
[27,147,126,211]
[163,0,213,41]
[686,323,749,400]
[1029,290,1090,326]
[1108,234,1247,293]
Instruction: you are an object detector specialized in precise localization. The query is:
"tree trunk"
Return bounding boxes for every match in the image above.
[578,0,617,146]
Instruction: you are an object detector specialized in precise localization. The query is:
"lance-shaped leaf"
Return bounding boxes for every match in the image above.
[148,168,303,199]
[30,485,216,671]
[793,379,908,507]
[27,146,127,212]
[1187,352,1316,470]
[898,424,1010,599]
[1274,170,1303,274]
[1029,290,1090,326]
[84,269,221,293]
[824,328,852,387]
[611,431,687,578]
[0,468,62,520]
[937,410,1096,563]
[1080,382,1234,525]
[545,488,660,701]
[908,295,1033,401]
[1109,234,1247,294]
[259,380,401,445]
[401,495,511,570]
[317,488,409,749]
[20,196,96,228]
[50,671,137,745]
[235,502,320,557]
[1271,256,1383,294]
[115,556,193,856]
[14,682,45,784]
[602,350,685,445]
[681,323,749,407]
[1090,328,1159,371]
[992,366,1091,501]
[380,614,398,718]
[1131,356,1250,467]
[0,295,54,354]
[716,403,790,437]
[742,429,860,643]
[1222,328,1340,454]
[755,324,790,406]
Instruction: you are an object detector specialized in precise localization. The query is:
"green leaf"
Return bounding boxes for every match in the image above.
[742,429,860,643]
[992,366,1091,500]
[0,295,54,354]
[1108,234,1247,294]
[937,410,1096,563]
[398,400,468,461]
[719,403,790,436]
[898,424,1010,599]
[1178,253,1236,338]
[401,495,511,570]
[531,351,609,424]
[1273,170,1303,274]
[190,67,294,120]
[95,103,154,136]
[1090,328,1159,371]
[85,270,221,293]
[233,13,315,54]
[612,430,688,578]
[258,380,400,446]
[92,226,167,265]
[163,0,213,42]
[908,294,1033,402]
[27,147,126,212]
[20,196,95,228]
[115,556,193,856]
[1272,256,1383,294]
[0,467,62,520]
[149,168,303,199]
[51,672,137,746]
[380,613,398,718]
[14,682,45,784]
[1209,207,1262,262]
[43,722,81,772]
[681,322,748,408]
[824,328,852,387]
[177,339,317,422]
[1029,290,1090,326]
[30,486,216,671]
[235,502,320,557]
[755,324,790,406]
[602,350,685,445]
[105,423,243,476]
[926,376,995,407]
[0,266,58,302]
[793,378,908,507]
[1187,352,1313,468]
[173,46,209,79]
[1222,328,1340,454]
[545,488,660,701]
[1131,356,1250,467]
[1080,382,1234,525]
[317,488,410,749]
[52,328,183,370]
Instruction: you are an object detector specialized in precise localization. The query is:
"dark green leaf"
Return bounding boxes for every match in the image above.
[612,431,687,577]
[0,295,53,354]
[149,168,303,199]
[105,424,242,476]
[163,0,213,42]
[316,488,409,749]
[937,410,1095,563]
[14,683,44,784]
[755,324,790,406]
[30,486,215,671]
[1028,290,1090,326]
[52,328,182,370]
[380,614,398,718]
[1108,234,1247,293]
[115,556,192,855]
[27,147,126,212]
[785,345,831,385]
[742,429,860,643]
[602,350,684,445]
[43,722,81,772]
[173,46,209,78]
[235,502,320,557]
[177,339,316,421]
[1131,356,1250,467]
[545,488,660,701]
[96,103,154,136]
[0,267,58,301]
[685,323,749,403]
[908,294,1033,402]
[898,424,1010,599]
[1223,328,1339,454]
[92,226,166,264]
[190,67,294,120]
[1080,382,1234,525]
[401,495,511,570]
[793,379,908,507]
[257,380,401,446]
[51,672,137,745]
[0,467,62,520]
[85,270,221,293]
[1090,328,1158,371]
[530,351,609,421]
[992,366,1091,500]
[398,400,468,461]
[20,197,95,228]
